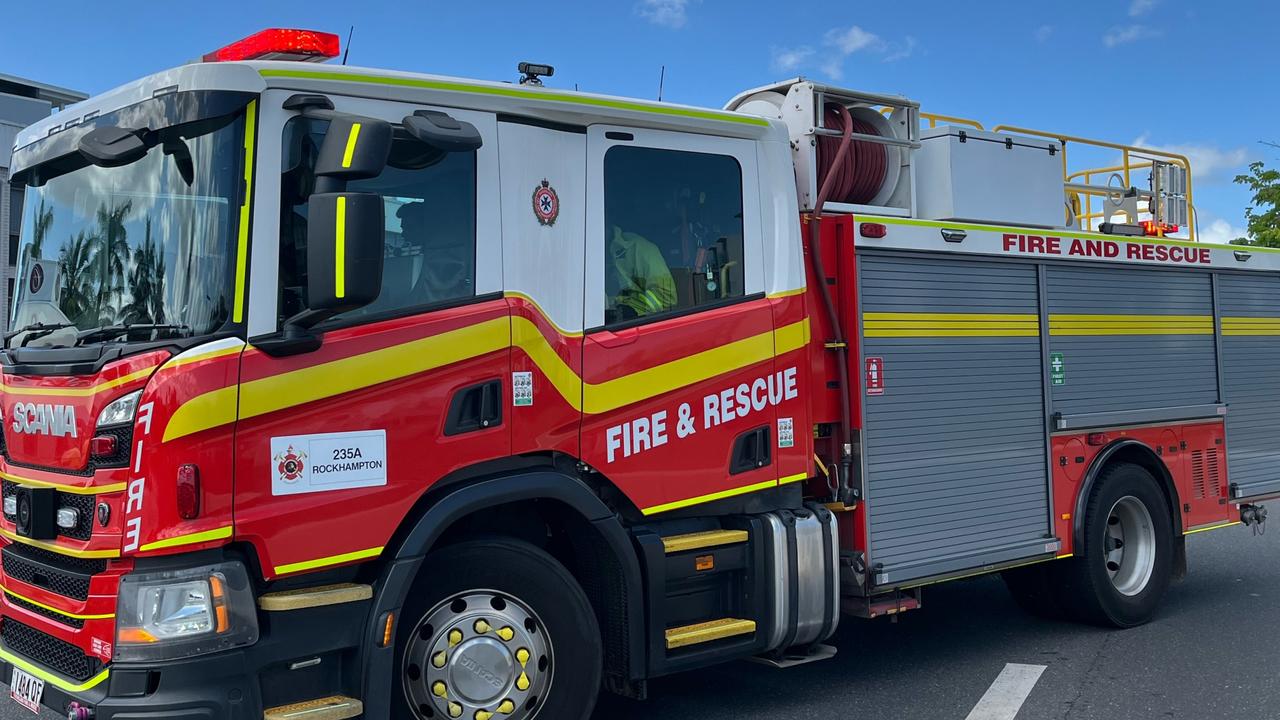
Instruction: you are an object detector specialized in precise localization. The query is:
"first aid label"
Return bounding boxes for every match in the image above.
[271,430,387,496]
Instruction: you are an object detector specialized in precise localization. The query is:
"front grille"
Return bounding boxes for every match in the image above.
[3,618,102,681]
[1,545,102,601]
[2,480,97,541]
[5,593,84,629]
[3,424,133,476]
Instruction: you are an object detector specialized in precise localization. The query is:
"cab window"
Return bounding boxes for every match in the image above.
[602,145,744,325]
[278,116,477,327]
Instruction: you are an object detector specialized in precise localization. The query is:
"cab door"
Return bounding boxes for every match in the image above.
[235,92,507,577]
[582,126,780,516]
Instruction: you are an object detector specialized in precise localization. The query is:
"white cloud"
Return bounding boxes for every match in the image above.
[883,36,918,62]
[824,25,882,54]
[637,0,690,29]
[1102,24,1161,47]
[1035,25,1054,43]
[772,46,815,74]
[1199,217,1248,244]
[1131,134,1251,183]
[1130,0,1159,16]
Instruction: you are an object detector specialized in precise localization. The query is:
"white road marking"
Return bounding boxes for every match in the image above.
[964,663,1047,720]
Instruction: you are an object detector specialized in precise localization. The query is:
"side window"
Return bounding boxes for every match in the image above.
[278,116,477,327]
[603,145,745,325]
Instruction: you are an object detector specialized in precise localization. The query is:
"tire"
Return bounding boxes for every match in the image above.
[1001,562,1068,620]
[394,537,603,720]
[1058,462,1174,628]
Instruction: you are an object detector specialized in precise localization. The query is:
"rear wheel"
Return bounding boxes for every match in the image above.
[395,537,602,720]
[1059,462,1174,627]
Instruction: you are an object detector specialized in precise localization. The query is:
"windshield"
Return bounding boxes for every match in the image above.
[10,112,245,347]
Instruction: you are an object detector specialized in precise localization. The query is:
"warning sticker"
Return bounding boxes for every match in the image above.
[865,356,885,396]
[513,371,534,406]
[270,430,387,496]
[778,417,795,448]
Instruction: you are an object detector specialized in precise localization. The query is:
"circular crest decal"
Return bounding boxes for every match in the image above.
[28,264,44,295]
[532,179,560,227]
[275,445,308,483]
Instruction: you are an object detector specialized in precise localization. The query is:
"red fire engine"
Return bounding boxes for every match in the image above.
[0,27,1270,720]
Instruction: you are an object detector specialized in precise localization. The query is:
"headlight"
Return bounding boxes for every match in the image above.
[97,389,142,428]
[115,561,258,662]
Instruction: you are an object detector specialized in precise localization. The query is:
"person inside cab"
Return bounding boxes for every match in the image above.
[394,200,473,306]
[606,223,676,321]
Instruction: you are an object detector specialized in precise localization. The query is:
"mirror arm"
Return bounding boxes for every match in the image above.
[251,310,334,358]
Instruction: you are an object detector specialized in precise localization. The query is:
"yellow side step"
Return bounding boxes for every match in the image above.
[661,529,748,554]
[264,696,363,720]
[665,618,756,650]
[258,583,373,612]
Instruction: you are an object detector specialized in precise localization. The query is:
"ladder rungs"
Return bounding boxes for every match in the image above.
[264,696,363,720]
[665,618,756,649]
[258,583,373,612]
[661,529,748,554]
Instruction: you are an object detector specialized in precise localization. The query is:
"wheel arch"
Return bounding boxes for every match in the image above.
[360,465,646,717]
[1073,439,1182,552]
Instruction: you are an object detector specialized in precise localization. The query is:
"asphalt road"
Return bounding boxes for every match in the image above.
[2,524,1275,720]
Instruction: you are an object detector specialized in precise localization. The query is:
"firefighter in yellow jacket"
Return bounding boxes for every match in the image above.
[607,225,677,319]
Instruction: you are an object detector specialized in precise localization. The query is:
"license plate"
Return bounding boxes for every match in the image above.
[8,667,43,714]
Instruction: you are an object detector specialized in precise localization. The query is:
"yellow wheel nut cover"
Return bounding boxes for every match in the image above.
[474,619,491,634]
[432,651,448,669]
[448,702,463,718]
[432,681,448,698]
[515,648,530,667]
[475,711,494,720]
[496,626,515,642]
[516,672,531,691]
[498,699,516,715]
[448,629,464,647]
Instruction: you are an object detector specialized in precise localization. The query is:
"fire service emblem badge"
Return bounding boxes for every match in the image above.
[275,446,308,483]
[532,179,560,226]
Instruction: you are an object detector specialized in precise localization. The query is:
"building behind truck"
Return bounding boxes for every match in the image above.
[0,27,1271,720]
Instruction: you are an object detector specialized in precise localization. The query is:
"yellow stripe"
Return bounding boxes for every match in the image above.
[1222,317,1280,336]
[2,587,113,621]
[1183,520,1241,536]
[511,316,582,410]
[0,366,154,398]
[0,645,108,693]
[767,287,806,300]
[159,341,246,370]
[139,525,233,552]
[662,529,748,554]
[1055,553,1074,559]
[641,478,778,516]
[341,123,361,168]
[259,69,769,128]
[506,292,583,338]
[1048,314,1213,336]
[335,195,347,298]
[775,318,811,354]
[162,385,239,442]
[863,312,1040,338]
[0,527,119,559]
[275,546,383,576]
[233,99,256,324]
[779,472,807,485]
[0,471,126,495]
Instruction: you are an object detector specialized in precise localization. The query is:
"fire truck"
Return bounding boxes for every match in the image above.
[0,26,1272,720]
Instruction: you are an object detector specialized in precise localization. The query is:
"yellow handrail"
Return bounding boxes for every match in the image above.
[920,112,984,130]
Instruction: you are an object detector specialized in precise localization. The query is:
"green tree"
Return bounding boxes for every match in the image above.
[1230,161,1280,247]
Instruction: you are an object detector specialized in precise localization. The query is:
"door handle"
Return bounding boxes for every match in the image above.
[444,379,503,436]
[592,328,639,348]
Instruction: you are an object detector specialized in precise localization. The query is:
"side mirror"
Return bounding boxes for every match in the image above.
[313,114,393,181]
[402,110,483,153]
[305,192,385,319]
[78,127,149,168]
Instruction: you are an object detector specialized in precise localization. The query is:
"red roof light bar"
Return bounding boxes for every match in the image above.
[203,28,341,63]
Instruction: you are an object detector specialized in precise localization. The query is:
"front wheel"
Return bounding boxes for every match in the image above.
[1059,462,1174,627]
[395,537,602,720]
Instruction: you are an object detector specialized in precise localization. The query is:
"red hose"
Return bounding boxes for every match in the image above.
[817,103,887,204]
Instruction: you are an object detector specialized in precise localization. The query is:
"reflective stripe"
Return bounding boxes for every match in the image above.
[0,645,109,693]
[233,99,257,324]
[335,195,347,299]
[1,587,114,621]
[641,479,778,516]
[1048,314,1213,336]
[0,527,119,559]
[0,471,126,496]
[341,123,362,168]
[779,472,807,485]
[1221,317,1280,336]
[138,525,233,552]
[864,312,1040,338]
[0,366,155,398]
[275,546,383,576]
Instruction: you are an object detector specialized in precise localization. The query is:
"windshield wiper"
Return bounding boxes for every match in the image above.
[75,323,192,345]
[3,322,76,349]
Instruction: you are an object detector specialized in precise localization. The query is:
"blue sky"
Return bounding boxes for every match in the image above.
[3,0,1273,241]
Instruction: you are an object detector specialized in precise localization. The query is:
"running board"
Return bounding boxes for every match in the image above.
[666,618,756,649]
[263,695,363,720]
[258,583,373,612]
[661,529,749,554]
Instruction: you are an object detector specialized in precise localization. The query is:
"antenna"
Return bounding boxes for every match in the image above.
[342,26,354,65]
[657,65,665,101]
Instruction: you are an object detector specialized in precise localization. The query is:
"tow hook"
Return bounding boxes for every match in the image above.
[1241,504,1268,534]
[66,702,94,720]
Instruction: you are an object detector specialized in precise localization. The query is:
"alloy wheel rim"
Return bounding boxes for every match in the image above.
[403,590,553,720]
